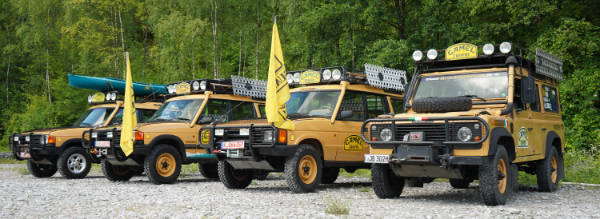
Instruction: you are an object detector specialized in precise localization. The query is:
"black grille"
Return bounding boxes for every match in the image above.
[93,130,121,147]
[29,135,44,148]
[395,123,446,142]
[215,126,275,147]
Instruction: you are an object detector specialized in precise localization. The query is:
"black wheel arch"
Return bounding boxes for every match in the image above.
[148,135,186,158]
[298,138,323,159]
[59,138,83,151]
[487,127,516,161]
[545,131,564,179]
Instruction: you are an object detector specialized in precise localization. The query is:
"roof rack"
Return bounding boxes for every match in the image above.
[365,64,407,92]
[535,48,563,80]
[87,91,166,105]
[231,76,267,99]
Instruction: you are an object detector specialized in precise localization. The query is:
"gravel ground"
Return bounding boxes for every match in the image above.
[1,164,599,218]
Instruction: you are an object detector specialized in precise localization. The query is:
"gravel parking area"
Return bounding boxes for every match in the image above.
[1,164,599,218]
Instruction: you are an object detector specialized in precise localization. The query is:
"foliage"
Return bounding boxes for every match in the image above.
[324,197,350,215]
[0,0,599,154]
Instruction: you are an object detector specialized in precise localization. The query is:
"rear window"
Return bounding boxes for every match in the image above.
[542,85,560,113]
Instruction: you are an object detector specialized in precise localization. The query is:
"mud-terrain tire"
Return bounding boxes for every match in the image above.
[101,160,135,181]
[27,160,57,178]
[321,167,339,184]
[412,96,472,113]
[199,163,218,179]
[449,178,472,188]
[479,145,512,206]
[510,164,519,193]
[217,160,253,189]
[284,145,323,193]
[144,144,182,184]
[57,147,92,179]
[536,146,562,192]
[372,164,404,198]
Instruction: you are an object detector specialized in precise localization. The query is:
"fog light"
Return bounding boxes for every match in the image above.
[107,132,113,138]
[240,128,249,136]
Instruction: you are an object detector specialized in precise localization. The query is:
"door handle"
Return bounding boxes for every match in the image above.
[527,128,533,131]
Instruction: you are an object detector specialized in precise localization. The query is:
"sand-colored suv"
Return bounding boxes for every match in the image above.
[361,43,565,205]
[199,65,406,192]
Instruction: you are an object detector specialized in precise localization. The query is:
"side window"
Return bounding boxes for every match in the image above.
[231,101,255,120]
[366,94,389,119]
[542,85,560,113]
[258,104,265,118]
[137,109,157,122]
[202,99,229,122]
[338,91,365,121]
[109,108,123,125]
[514,79,525,110]
[531,84,541,112]
[390,98,404,113]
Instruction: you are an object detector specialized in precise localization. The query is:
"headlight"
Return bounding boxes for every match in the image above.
[412,50,423,61]
[322,69,332,80]
[293,73,301,83]
[91,132,98,138]
[192,81,200,90]
[483,43,494,55]
[457,127,472,142]
[499,42,511,54]
[107,132,113,138]
[215,129,224,136]
[200,81,207,90]
[25,136,30,142]
[286,74,294,84]
[239,128,249,136]
[41,135,47,144]
[263,130,273,142]
[380,128,393,142]
[13,136,19,141]
[332,69,342,80]
[427,49,438,60]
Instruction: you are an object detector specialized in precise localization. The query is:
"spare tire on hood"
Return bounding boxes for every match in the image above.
[412,96,472,113]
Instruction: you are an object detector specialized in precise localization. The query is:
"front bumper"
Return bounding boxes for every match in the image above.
[82,129,147,161]
[10,134,58,160]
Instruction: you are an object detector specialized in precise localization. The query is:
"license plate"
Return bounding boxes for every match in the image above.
[408,132,424,141]
[19,152,31,159]
[364,154,390,163]
[95,141,111,148]
[221,140,245,150]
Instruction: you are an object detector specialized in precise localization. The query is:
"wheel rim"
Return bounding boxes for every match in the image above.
[298,155,317,184]
[497,158,507,194]
[230,168,247,181]
[155,153,176,177]
[551,156,558,183]
[67,153,87,174]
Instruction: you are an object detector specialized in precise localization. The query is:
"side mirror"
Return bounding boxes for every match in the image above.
[520,77,536,104]
[339,110,353,120]
[197,116,214,124]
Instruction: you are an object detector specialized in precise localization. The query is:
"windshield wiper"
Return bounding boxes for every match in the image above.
[174,117,191,121]
[287,113,310,119]
[461,94,486,102]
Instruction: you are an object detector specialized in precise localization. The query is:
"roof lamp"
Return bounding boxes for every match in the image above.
[483,43,494,55]
[192,81,200,90]
[427,49,438,60]
[322,69,332,80]
[286,74,294,84]
[331,69,342,80]
[200,81,207,90]
[499,42,512,54]
[412,50,423,61]
[293,73,301,83]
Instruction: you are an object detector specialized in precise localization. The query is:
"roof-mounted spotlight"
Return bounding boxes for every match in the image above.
[483,43,495,55]
[427,49,438,60]
[499,42,512,54]
[412,50,423,61]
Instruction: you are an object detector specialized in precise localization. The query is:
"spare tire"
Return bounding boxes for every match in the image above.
[412,97,472,113]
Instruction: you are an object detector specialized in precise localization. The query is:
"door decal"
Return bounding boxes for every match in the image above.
[517,127,529,148]
[344,135,364,151]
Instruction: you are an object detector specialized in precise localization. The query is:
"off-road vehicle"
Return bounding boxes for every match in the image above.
[10,91,162,179]
[361,42,565,205]
[199,65,406,192]
[84,77,266,184]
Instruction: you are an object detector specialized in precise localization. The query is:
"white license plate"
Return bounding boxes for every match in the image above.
[19,152,31,159]
[364,154,390,164]
[95,141,111,148]
[221,140,245,150]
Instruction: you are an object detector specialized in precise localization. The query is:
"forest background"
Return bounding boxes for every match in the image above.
[0,0,598,169]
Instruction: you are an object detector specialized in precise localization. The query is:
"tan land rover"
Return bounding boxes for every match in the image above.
[84,77,266,184]
[10,92,161,179]
[199,65,406,192]
[361,42,565,205]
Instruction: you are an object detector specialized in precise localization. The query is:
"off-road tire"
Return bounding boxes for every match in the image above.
[101,160,135,181]
[144,144,182,184]
[57,147,92,179]
[372,164,404,198]
[26,160,57,178]
[321,167,339,184]
[449,178,472,188]
[284,145,323,193]
[198,163,218,179]
[406,178,424,187]
[217,160,253,189]
[412,96,472,113]
[510,164,519,192]
[479,145,512,206]
[536,146,561,192]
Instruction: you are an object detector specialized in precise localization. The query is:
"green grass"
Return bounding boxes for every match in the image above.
[563,151,600,184]
[0,146,10,152]
[339,168,371,178]
[324,197,350,215]
[0,157,25,164]
[180,163,199,177]
[14,166,29,175]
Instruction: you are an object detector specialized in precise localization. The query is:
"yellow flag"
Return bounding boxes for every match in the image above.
[120,52,137,156]
[266,20,294,130]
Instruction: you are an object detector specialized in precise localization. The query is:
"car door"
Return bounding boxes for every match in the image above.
[512,78,537,157]
[333,91,366,161]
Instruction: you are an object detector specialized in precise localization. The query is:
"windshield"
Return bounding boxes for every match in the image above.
[73,107,116,127]
[413,72,508,100]
[150,99,204,122]
[287,91,341,118]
